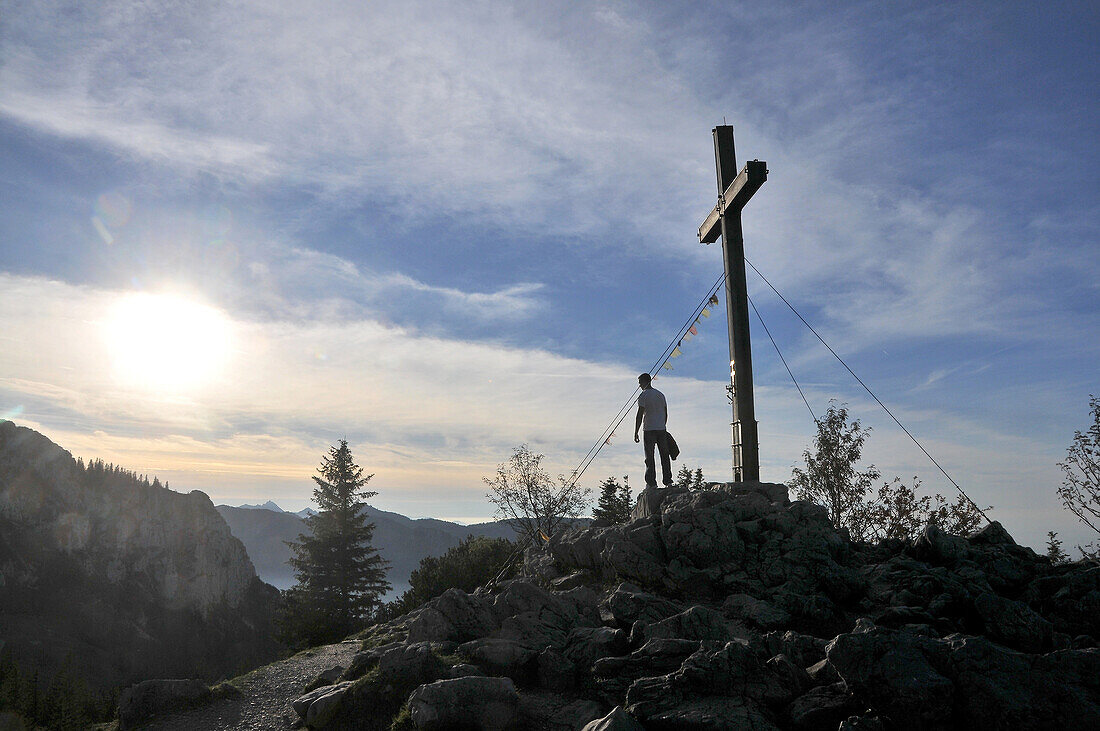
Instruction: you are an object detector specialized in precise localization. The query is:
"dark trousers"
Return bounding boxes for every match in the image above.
[644,429,673,488]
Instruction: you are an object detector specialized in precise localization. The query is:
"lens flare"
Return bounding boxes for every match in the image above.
[95,192,133,228]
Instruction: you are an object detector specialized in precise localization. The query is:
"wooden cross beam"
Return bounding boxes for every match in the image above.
[697,126,767,482]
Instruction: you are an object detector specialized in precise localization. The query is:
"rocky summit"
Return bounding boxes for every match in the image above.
[148,480,1097,730]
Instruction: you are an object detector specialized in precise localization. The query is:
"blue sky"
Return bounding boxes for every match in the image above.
[1,1,1097,551]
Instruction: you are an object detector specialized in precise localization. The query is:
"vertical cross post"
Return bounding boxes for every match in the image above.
[697,125,767,482]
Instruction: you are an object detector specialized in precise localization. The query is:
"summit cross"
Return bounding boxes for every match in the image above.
[697,125,768,482]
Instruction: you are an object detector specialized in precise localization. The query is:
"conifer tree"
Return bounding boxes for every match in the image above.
[592,475,632,524]
[283,440,390,647]
[673,465,693,490]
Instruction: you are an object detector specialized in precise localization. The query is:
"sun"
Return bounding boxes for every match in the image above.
[104,292,233,391]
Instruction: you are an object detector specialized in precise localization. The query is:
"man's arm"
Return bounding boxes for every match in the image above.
[634,403,644,442]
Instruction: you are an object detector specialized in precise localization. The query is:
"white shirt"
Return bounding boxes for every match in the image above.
[638,387,668,431]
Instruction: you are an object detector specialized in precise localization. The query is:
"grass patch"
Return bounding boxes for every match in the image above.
[390,703,415,731]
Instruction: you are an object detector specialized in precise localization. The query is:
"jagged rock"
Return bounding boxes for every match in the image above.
[948,637,1100,728]
[722,593,791,629]
[873,605,938,629]
[303,682,352,728]
[764,654,813,698]
[604,535,671,589]
[560,626,628,670]
[316,664,344,685]
[292,681,352,721]
[631,487,687,520]
[785,683,862,730]
[973,591,1053,652]
[674,640,803,708]
[806,657,840,684]
[581,706,646,731]
[602,583,683,627]
[118,679,212,729]
[828,624,1100,729]
[407,676,520,730]
[458,638,538,679]
[378,642,443,687]
[826,625,954,729]
[407,588,499,643]
[525,548,562,582]
[492,580,581,625]
[447,663,483,678]
[342,641,403,682]
[910,522,969,565]
[638,605,737,643]
[592,638,701,683]
[519,694,605,730]
[969,521,1016,546]
[757,631,828,669]
[536,649,576,691]
[626,678,779,731]
[551,570,593,591]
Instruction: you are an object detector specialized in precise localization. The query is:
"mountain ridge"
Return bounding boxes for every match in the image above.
[0,422,282,691]
[214,502,559,597]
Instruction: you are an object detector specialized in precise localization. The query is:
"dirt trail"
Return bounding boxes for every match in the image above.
[141,640,360,730]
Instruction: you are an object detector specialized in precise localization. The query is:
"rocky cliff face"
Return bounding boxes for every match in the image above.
[0,422,256,615]
[0,422,282,689]
[280,481,1098,731]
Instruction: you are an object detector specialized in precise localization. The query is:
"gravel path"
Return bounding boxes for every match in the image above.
[142,640,361,730]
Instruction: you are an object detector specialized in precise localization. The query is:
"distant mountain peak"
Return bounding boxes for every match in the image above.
[238,500,285,512]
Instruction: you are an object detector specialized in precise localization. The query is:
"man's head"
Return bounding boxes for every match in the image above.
[638,373,652,389]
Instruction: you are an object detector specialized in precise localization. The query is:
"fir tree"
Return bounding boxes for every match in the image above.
[592,475,632,524]
[1046,531,1069,564]
[282,440,390,647]
[673,465,693,490]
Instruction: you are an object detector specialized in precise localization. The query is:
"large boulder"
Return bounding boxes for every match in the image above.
[828,624,1100,729]
[973,591,1053,652]
[826,626,954,729]
[407,588,499,643]
[560,626,629,670]
[722,593,791,630]
[592,638,702,696]
[458,638,538,680]
[118,679,212,729]
[407,676,520,730]
[639,605,739,643]
[602,583,684,627]
[948,637,1100,728]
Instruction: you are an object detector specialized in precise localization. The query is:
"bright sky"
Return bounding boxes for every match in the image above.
[1,1,1097,551]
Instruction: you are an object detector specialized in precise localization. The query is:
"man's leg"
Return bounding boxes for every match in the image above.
[656,430,673,486]
[643,430,658,487]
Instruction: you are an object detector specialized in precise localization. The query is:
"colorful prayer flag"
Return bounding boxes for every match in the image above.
[683,331,694,342]
[671,347,683,358]
[709,294,720,306]
[689,325,698,335]
[700,308,711,318]
[662,361,673,370]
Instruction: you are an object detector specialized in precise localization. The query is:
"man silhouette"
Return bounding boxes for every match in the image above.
[634,373,672,488]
